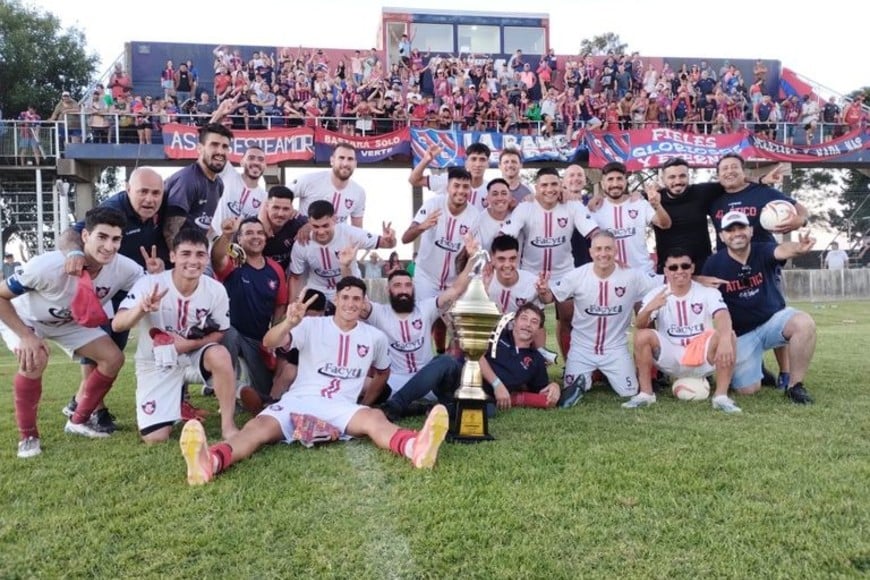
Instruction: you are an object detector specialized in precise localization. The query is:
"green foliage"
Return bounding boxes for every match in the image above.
[0,0,99,117]
[832,170,870,240]
[0,301,868,577]
[579,33,629,57]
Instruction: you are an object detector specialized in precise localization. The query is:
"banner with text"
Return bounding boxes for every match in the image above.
[314,128,411,163]
[162,123,314,163]
[749,128,869,164]
[410,128,584,167]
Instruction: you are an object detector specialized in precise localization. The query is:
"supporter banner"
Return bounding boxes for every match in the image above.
[162,123,314,163]
[410,129,583,167]
[749,128,870,164]
[584,128,752,170]
[314,128,411,163]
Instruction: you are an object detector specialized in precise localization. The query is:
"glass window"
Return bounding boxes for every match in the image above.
[457,25,500,55]
[504,26,546,55]
[411,23,454,54]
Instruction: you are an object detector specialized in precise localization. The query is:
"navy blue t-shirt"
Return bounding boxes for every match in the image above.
[216,257,288,340]
[484,326,548,394]
[701,242,785,336]
[708,183,796,250]
[73,190,171,268]
[164,162,223,232]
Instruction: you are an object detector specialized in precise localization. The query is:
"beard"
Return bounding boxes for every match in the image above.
[389,292,415,313]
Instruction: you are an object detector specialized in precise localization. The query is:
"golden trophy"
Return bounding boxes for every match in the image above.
[448,250,503,442]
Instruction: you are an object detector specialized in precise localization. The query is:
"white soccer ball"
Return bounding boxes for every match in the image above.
[759,200,797,231]
[672,377,710,401]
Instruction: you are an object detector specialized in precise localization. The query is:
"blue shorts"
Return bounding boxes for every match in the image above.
[732,307,796,389]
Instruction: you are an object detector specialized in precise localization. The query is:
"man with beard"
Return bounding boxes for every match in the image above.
[497,147,533,206]
[701,211,816,404]
[544,231,661,406]
[163,123,234,246]
[500,167,599,360]
[409,143,491,212]
[590,161,671,274]
[292,143,366,227]
[212,216,288,410]
[258,185,308,272]
[211,146,268,231]
[361,236,477,421]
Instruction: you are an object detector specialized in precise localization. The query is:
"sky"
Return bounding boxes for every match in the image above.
[25,0,868,256]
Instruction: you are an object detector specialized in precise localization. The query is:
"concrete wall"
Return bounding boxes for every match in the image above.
[782,268,870,301]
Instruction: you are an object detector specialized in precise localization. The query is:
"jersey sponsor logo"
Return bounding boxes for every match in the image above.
[435,238,463,252]
[391,337,424,352]
[614,286,626,297]
[584,304,624,316]
[529,235,566,248]
[127,227,142,235]
[269,404,283,412]
[317,362,363,380]
[194,215,212,229]
[357,344,369,357]
[141,400,156,415]
[411,318,423,330]
[227,201,243,216]
[557,217,568,228]
[607,226,637,239]
[48,306,72,321]
[314,266,342,278]
[691,302,703,314]
[628,209,638,219]
[666,323,705,338]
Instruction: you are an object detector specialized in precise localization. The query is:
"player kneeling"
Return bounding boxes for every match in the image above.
[623,249,741,413]
[179,277,449,485]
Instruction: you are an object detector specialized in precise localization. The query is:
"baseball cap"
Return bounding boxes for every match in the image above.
[721,211,750,229]
[62,91,71,97]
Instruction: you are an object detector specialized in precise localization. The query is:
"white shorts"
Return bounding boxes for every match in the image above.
[653,331,715,379]
[0,319,106,358]
[564,345,639,397]
[134,344,217,432]
[259,392,366,442]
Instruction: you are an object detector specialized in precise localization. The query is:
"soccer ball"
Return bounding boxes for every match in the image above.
[672,377,710,401]
[759,200,797,231]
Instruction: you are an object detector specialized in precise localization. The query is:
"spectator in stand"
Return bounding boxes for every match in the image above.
[843,95,866,132]
[161,60,175,100]
[17,105,42,165]
[824,242,849,270]
[800,95,820,144]
[49,91,83,143]
[754,94,776,139]
[87,86,111,143]
[821,96,841,142]
[109,63,132,101]
[384,251,402,277]
[133,96,155,144]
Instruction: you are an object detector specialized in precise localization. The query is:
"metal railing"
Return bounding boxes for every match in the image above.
[0,121,59,164]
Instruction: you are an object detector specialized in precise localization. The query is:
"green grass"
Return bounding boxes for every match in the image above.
[1,301,868,578]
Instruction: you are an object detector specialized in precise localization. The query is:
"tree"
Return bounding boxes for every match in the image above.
[579,33,629,57]
[0,0,99,118]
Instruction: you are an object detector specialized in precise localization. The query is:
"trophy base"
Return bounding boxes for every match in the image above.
[448,398,494,443]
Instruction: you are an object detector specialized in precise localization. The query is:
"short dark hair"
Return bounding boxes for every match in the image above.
[268,185,294,200]
[308,200,335,219]
[661,157,689,170]
[663,247,694,262]
[601,161,627,176]
[238,216,264,231]
[84,207,127,232]
[487,177,509,191]
[333,142,357,154]
[516,302,545,328]
[447,167,473,182]
[490,234,519,254]
[466,142,491,158]
[499,147,522,162]
[302,288,327,312]
[717,153,745,170]
[198,123,234,144]
[172,227,209,251]
[336,275,367,296]
[535,167,560,180]
[387,269,413,282]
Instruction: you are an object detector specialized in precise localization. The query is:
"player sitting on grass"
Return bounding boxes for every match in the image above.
[179,276,450,485]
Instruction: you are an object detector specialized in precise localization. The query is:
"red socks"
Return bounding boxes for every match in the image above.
[511,392,551,409]
[14,374,42,439]
[72,369,115,424]
[388,429,416,457]
[210,442,234,474]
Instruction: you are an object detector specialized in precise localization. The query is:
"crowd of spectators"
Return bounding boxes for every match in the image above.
[12,45,870,147]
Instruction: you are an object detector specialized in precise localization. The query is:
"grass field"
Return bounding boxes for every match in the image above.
[1,300,868,578]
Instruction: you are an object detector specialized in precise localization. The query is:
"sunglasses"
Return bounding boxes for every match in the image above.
[666,263,693,271]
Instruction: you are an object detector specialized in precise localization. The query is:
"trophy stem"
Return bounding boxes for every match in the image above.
[454,360,488,400]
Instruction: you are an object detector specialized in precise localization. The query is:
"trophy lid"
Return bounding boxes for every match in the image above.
[451,277,502,317]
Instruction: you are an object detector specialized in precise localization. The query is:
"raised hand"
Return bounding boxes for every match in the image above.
[64,251,86,277]
[286,289,320,327]
[380,221,396,247]
[535,271,551,296]
[645,181,663,209]
[220,217,240,238]
[797,230,816,253]
[338,243,360,269]
[139,245,165,274]
[646,286,671,312]
[421,208,442,231]
[140,283,169,313]
[424,143,444,164]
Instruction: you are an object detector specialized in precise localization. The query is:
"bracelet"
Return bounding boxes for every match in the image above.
[66,250,85,258]
[491,377,503,389]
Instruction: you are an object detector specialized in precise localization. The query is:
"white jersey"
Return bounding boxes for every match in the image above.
[287,316,390,403]
[500,200,598,279]
[592,198,656,272]
[641,281,727,347]
[212,165,267,227]
[427,173,488,212]
[476,210,523,254]
[119,270,230,363]
[7,251,141,326]
[488,270,541,314]
[412,196,480,291]
[366,297,441,391]
[292,171,366,224]
[551,264,661,354]
[288,223,379,298]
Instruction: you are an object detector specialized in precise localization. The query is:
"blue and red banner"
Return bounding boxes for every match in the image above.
[410,128,584,167]
[314,127,410,163]
[162,123,313,163]
[750,128,870,164]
